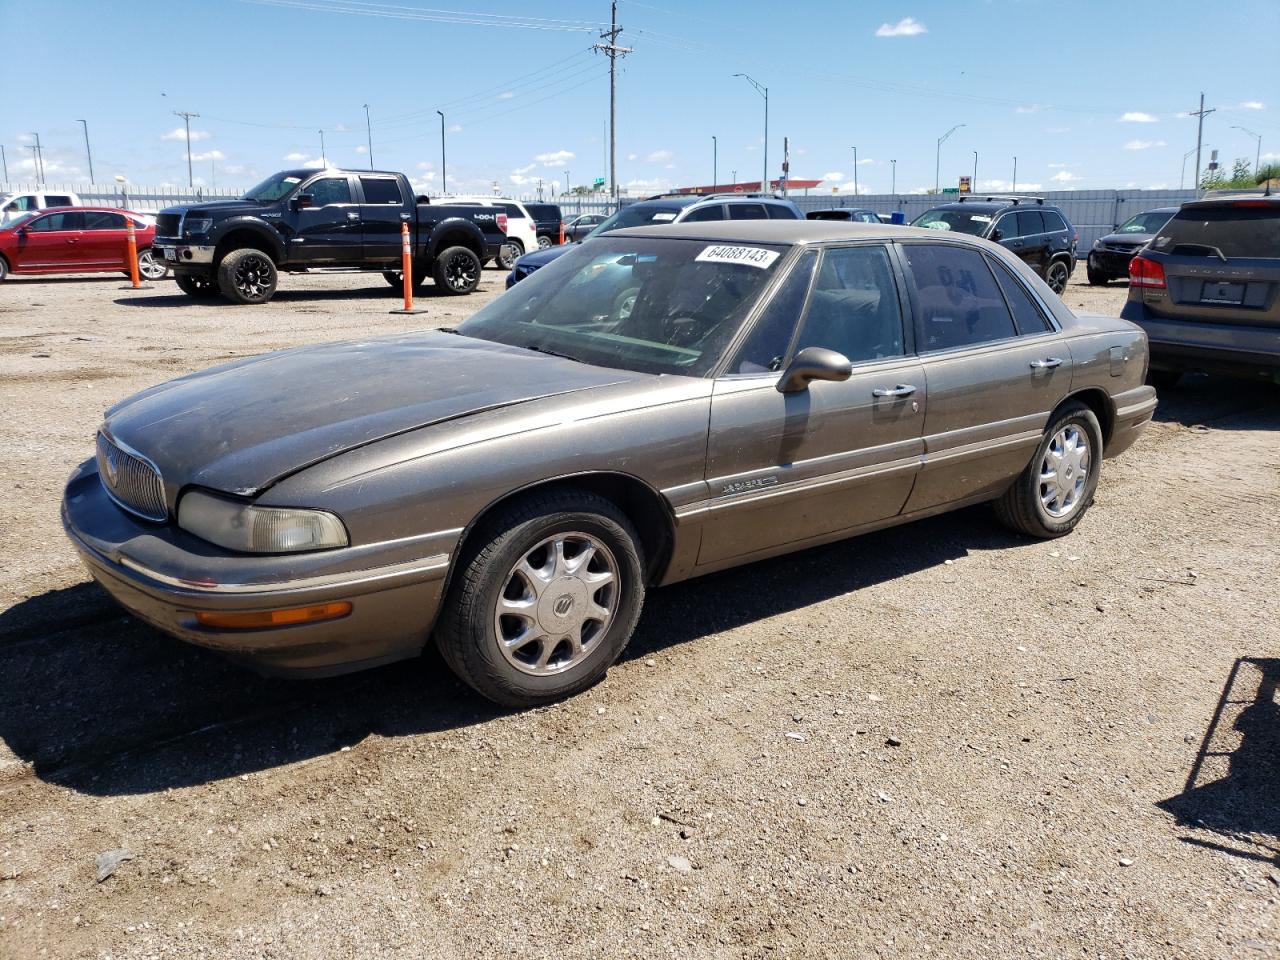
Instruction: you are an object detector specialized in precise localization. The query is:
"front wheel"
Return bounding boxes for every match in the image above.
[434,489,646,707]
[537,235,553,250]
[174,271,219,299]
[994,401,1103,539]
[383,267,428,289]
[496,241,523,271]
[431,246,481,295]
[1086,264,1109,286]
[136,248,169,281]
[0,255,8,282]
[1044,259,1070,295]
[217,249,278,305]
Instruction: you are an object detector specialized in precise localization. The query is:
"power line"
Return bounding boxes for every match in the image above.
[593,0,631,202]
[236,0,603,31]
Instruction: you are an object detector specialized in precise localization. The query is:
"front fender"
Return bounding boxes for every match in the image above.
[209,217,287,262]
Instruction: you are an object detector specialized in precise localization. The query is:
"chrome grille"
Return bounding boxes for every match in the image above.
[154,213,182,239]
[96,433,167,522]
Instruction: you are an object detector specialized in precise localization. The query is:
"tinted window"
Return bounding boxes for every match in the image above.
[1116,210,1173,234]
[1017,210,1044,236]
[500,203,526,219]
[903,243,1016,351]
[855,211,880,223]
[731,249,817,374]
[912,207,995,236]
[526,204,561,220]
[45,195,73,207]
[29,211,85,231]
[1042,210,1069,233]
[682,205,725,222]
[1150,206,1280,259]
[994,214,1021,239]
[795,246,904,363]
[728,203,768,220]
[83,211,126,230]
[807,210,852,221]
[307,177,352,206]
[767,203,801,220]
[359,177,402,205]
[9,196,39,211]
[989,258,1051,335]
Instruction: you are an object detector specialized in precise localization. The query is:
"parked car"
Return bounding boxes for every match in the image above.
[1,190,83,223]
[64,220,1155,707]
[1086,207,1178,285]
[912,196,1077,294]
[446,196,539,268]
[525,202,564,249]
[153,169,506,304]
[507,192,803,286]
[0,207,167,282]
[1121,194,1280,388]
[806,207,882,224]
[564,213,607,242]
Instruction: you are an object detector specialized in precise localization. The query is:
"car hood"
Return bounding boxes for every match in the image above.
[1097,231,1154,248]
[157,199,266,218]
[102,331,633,497]
[515,243,577,270]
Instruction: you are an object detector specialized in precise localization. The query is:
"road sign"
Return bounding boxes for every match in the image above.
[959,176,972,194]
[942,187,960,194]
[592,177,606,187]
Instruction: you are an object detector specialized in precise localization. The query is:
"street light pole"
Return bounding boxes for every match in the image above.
[565,170,570,194]
[1012,156,1017,193]
[890,159,896,196]
[1231,125,1262,175]
[437,110,447,193]
[363,104,374,170]
[972,150,978,192]
[1,145,7,183]
[851,146,858,196]
[319,130,326,166]
[712,135,717,189]
[1180,146,1207,190]
[77,120,94,184]
[935,123,964,194]
[733,74,768,192]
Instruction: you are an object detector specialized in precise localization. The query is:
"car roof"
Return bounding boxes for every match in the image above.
[607,219,951,245]
[29,205,144,215]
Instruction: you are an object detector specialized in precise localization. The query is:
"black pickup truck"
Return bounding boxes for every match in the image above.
[153,169,508,304]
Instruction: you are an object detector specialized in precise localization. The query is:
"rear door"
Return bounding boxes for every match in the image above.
[1016,210,1048,271]
[680,204,726,223]
[357,175,408,263]
[17,211,88,270]
[727,202,769,221]
[79,210,129,268]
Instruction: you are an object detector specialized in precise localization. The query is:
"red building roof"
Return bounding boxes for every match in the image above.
[671,179,824,194]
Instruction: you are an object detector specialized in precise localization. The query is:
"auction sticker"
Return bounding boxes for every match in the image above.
[695,245,780,269]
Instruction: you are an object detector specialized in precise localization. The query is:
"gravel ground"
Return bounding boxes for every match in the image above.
[0,266,1277,960]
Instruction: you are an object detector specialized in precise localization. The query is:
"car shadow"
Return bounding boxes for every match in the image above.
[1152,374,1279,431]
[0,505,1021,796]
[111,282,495,308]
[1158,657,1280,867]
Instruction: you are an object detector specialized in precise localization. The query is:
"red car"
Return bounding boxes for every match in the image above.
[0,206,167,282]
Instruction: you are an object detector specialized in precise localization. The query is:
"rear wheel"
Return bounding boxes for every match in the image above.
[0,255,8,282]
[435,489,646,707]
[174,271,219,299]
[136,248,169,281]
[217,249,278,305]
[995,401,1103,539]
[1044,259,1070,294]
[496,240,523,271]
[537,235,553,250]
[432,246,481,295]
[382,267,428,289]
[1086,264,1109,286]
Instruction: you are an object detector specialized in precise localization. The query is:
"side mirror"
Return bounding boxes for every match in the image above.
[991,229,1004,241]
[293,194,314,210]
[776,346,853,393]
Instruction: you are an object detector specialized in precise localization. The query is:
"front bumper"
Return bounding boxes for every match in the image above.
[61,460,451,677]
[1088,248,1137,277]
[1120,302,1280,379]
[153,239,215,267]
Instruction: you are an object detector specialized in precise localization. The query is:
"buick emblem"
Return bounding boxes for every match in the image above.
[553,595,575,617]
[103,447,120,487]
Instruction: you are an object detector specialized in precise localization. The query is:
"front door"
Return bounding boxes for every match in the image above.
[357,175,407,264]
[699,243,926,565]
[292,175,359,263]
[17,211,88,270]
[896,241,1069,512]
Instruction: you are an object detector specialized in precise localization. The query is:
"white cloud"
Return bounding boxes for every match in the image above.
[1045,126,1070,134]
[416,161,435,171]
[1262,152,1280,161]
[161,126,211,141]
[535,149,574,168]
[284,152,308,162]
[1047,162,1070,169]
[512,162,537,174]
[857,157,875,165]
[1238,101,1265,110]
[1015,105,1040,114]
[822,171,846,182]
[509,174,532,185]
[498,91,514,99]
[1124,139,1166,151]
[979,179,1042,192]
[187,150,225,162]
[355,145,368,154]
[302,158,326,169]
[1148,182,1170,190]
[1051,170,1082,182]
[1119,112,1158,123]
[646,149,674,163]
[448,124,463,133]
[664,163,676,170]
[333,123,349,132]
[875,16,927,37]
[627,152,638,161]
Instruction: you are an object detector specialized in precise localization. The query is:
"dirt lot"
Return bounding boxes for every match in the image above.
[1,266,1277,960]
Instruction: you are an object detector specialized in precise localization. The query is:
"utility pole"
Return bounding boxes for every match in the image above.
[1012,156,1017,193]
[28,145,42,185]
[733,74,768,192]
[972,150,978,192]
[319,130,327,166]
[1,145,7,183]
[593,1,631,203]
[77,120,94,184]
[935,123,964,194]
[731,168,737,186]
[1190,93,1215,196]
[851,146,858,196]
[1231,125,1262,175]
[565,170,570,194]
[173,111,199,188]
[890,159,896,195]
[712,135,717,189]
[363,104,374,169]
[30,132,46,184]
[436,110,447,193]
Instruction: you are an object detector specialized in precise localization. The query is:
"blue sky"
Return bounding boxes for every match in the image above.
[2,0,1277,196]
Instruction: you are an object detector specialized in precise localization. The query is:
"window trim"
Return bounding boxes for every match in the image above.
[993,213,1020,240]
[984,252,1058,337]
[301,174,356,208]
[356,175,405,205]
[712,244,812,379]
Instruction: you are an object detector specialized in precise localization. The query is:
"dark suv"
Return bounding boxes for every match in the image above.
[912,196,1077,294]
[1120,194,1280,388]
[525,202,563,249]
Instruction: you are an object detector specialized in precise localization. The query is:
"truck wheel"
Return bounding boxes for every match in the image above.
[175,272,219,299]
[383,268,429,289]
[217,249,278,305]
[496,240,523,271]
[433,246,481,295]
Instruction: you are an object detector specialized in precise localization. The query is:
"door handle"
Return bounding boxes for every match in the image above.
[872,384,917,398]
[1030,357,1063,369]
[347,212,360,221]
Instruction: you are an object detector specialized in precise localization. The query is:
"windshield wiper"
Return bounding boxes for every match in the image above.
[1170,242,1228,262]
[522,344,584,363]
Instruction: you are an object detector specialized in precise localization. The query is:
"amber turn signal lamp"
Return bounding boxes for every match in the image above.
[194,601,352,630]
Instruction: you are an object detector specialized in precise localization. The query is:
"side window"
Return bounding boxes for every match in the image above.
[989,258,1052,334]
[730,249,817,374]
[994,214,1020,240]
[767,203,801,220]
[728,203,768,220]
[794,245,904,364]
[682,204,725,222]
[307,177,352,207]
[29,211,85,231]
[1017,210,1045,237]
[11,196,38,212]
[903,243,1017,351]
[45,195,73,207]
[359,177,403,204]
[501,203,526,219]
[1042,211,1068,233]
[83,211,126,230]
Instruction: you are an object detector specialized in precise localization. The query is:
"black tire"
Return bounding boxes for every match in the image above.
[382,267,429,289]
[496,240,523,271]
[537,235,553,250]
[1146,369,1182,392]
[0,255,8,282]
[1044,259,1071,295]
[217,249,278,305]
[434,489,646,708]
[1086,264,1109,286]
[994,401,1103,539]
[432,245,481,295]
[174,271,219,299]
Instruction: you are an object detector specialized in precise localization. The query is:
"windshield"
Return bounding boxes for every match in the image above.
[911,208,993,236]
[584,204,687,239]
[457,236,789,376]
[243,173,304,202]
[1116,211,1174,234]
[1,212,37,230]
[1150,205,1280,259]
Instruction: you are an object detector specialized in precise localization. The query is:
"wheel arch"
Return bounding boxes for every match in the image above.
[427,218,486,262]
[214,223,285,265]
[1056,387,1115,446]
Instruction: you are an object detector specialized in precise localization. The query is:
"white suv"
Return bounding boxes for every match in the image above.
[2,190,83,223]
[443,196,539,269]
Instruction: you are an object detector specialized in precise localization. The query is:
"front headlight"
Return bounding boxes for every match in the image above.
[184,217,213,236]
[178,490,348,553]
[1092,239,1103,250]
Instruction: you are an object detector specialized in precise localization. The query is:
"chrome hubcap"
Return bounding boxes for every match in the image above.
[1039,424,1090,518]
[138,251,165,279]
[234,255,272,300]
[493,533,618,676]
